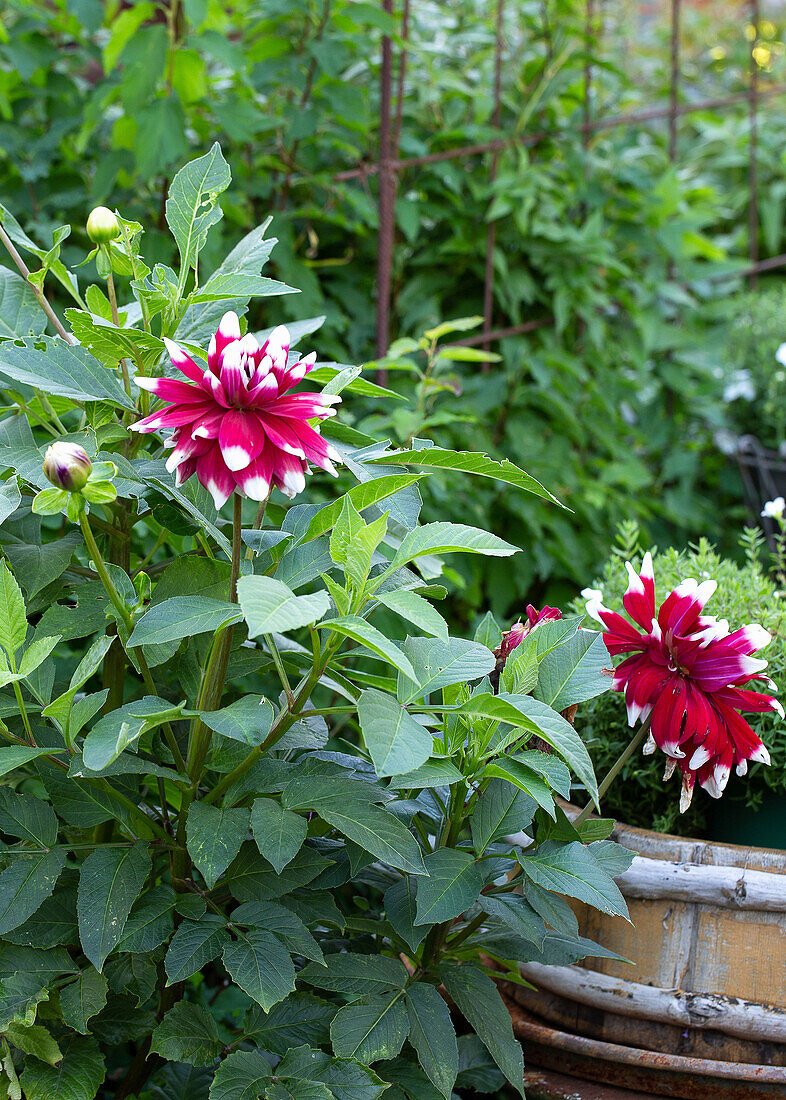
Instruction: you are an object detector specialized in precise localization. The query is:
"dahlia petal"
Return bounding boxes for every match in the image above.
[724,623,772,653]
[247,372,279,402]
[272,451,307,499]
[191,409,225,440]
[218,410,265,472]
[658,577,716,637]
[259,415,305,458]
[219,342,248,405]
[598,608,647,657]
[689,652,768,692]
[714,686,783,715]
[736,759,748,776]
[623,556,656,630]
[196,447,235,510]
[163,337,203,383]
[174,457,196,486]
[216,312,241,354]
[200,368,229,408]
[650,676,688,757]
[234,446,274,502]
[679,771,695,812]
[263,325,290,372]
[133,376,203,403]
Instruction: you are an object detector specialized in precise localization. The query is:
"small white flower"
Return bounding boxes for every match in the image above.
[761,497,785,519]
[776,343,786,367]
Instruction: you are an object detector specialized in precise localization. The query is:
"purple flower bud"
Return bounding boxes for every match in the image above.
[86,206,120,244]
[43,442,92,492]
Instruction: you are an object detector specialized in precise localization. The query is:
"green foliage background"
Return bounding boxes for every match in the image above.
[3,1,786,608]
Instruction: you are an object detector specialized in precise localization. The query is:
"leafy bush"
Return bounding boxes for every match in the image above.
[715,282,786,452]
[576,523,786,837]
[0,147,637,1100]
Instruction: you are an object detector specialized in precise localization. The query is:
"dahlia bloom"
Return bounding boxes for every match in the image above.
[586,552,782,811]
[130,312,340,509]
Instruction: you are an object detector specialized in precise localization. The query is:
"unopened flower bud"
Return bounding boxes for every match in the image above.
[86,206,120,245]
[43,442,92,493]
[498,622,525,660]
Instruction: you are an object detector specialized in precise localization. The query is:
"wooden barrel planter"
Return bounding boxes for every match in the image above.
[502,819,786,1098]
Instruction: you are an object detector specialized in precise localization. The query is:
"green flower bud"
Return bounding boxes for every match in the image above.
[43,442,92,493]
[86,206,120,245]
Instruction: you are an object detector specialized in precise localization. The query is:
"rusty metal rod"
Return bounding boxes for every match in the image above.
[482,0,505,364]
[749,0,761,287]
[335,83,786,182]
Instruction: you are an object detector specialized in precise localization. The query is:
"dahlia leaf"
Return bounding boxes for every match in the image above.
[320,615,418,682]
[438,963,524,1098]
[536,629,611,709]
[166,142,231,277]
[415,848,483,925]
[304,473,426,540]
[357,687,433,777]
[77,841,149,970]
[391,521,518,567]
[518,841,629,919]
[376,588,448,641]
[0,850,66,935]
[208,1050,272,1100]
[186,802,250,890]
[128,595,242,647]
[150,1002,222,1066]
[370,448,561,506]
[0,338,135,409]
[238,575,330,636]
[397,637,495,703]
[330,993,409,1063]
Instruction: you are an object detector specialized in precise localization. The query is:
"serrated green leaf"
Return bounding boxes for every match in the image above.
[238,576,330,636]
[208,1050,272,1100]
[59,968,108,1035]
[371,448,560,506]
[0,561,26,661]
[320,616,417,682]
[518,841,629,919]
[0,338,134,408]
[438,964,524,1097]
[151,1002,222,1067]
[376,589,448,641]
[415,849,482,925]
[405,983,458,1099]
[128,597,242,646]
[187,803,250,889]
[300,953,408,996]
[222,931,295,1012]
[166,143,231,275]
[243,994,335,1056]
[470,779,536,854]
[77,841,149,970]
[533,629,610,710]
[357,688,433,777]
[304,474,425,542]
[330,993,408,1063]
[19,1035,105,1100]
[0,788,58,845]
[200,696,275,746]
[0,850,66,935]
[5,1021,61,1065]
[399,637,495,704]
[384,877,428,953]
[250,798,307,873]
[165,915,230,985]
[391,522,518,568]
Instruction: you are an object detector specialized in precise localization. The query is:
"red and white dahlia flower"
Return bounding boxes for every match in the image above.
[130,312,340,509]
[586,553,782,811]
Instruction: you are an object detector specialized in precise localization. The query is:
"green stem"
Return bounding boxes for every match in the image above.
[573,713,653,829]
[447,909,488,950]
[0,223,74,342]
[266,634,294,706]
[79,512,132,631]
[204,632,341,806]
[185,495,243,785]
[105,263,132,399]
[11,681,35,746]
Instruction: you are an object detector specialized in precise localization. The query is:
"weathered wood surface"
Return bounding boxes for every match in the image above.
[519,961,786,1041]
[615,854,786,910]
[523,809,786,1054]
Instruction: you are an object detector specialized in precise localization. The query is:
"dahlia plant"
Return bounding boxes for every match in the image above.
[0,144,712,1100]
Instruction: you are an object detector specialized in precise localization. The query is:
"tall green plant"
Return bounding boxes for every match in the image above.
[0,148,632,1100]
